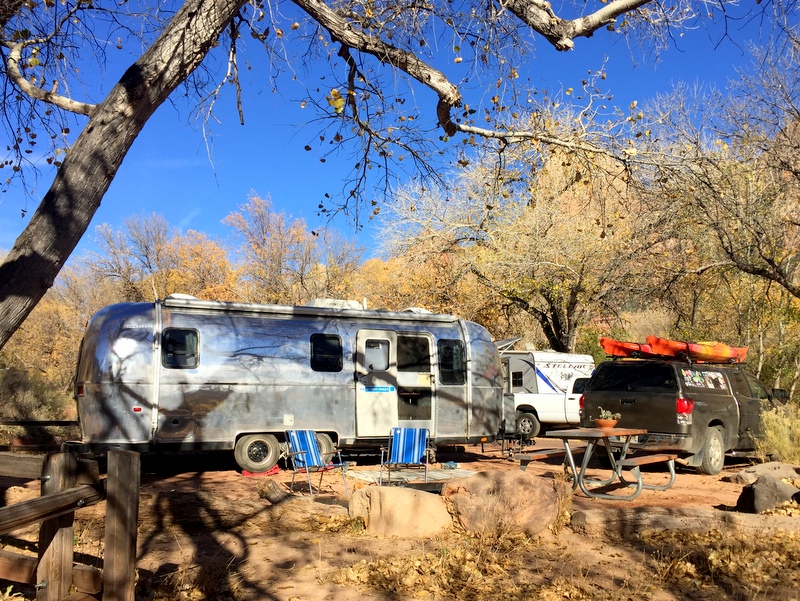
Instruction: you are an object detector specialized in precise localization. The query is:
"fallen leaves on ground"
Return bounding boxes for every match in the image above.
[329,530,646,600]
[642,528,800,600]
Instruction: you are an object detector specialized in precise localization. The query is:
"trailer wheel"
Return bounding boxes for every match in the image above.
[316,433,335,461]
[697,426,725,475]
[234,434,280,473]
[517,412,541,438]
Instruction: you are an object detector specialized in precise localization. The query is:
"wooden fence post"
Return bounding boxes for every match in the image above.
[103,451,140,601]
[37,452,77,601]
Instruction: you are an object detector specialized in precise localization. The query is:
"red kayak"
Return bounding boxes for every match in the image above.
[645,336,748,363]
[599,337,658,358]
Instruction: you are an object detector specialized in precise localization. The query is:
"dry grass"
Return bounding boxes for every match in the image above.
[757,402,800,463]
[329,526,658,601]
[330,529,542,598]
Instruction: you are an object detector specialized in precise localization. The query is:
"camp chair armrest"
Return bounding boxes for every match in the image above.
[286,449,308,460]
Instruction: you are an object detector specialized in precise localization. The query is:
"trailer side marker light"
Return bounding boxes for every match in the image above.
[480,437,488,442]
[133,406,143,413]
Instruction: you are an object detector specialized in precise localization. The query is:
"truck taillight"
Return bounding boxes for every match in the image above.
[676,397,694,414]
[579,394,585,410]
[75,384,85,396]
[676,397,694,425]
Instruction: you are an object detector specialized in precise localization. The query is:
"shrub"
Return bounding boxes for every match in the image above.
[0,366,77,445]
[757,402,800,463]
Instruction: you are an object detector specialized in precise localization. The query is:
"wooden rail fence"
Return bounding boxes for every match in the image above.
[0,450,139,601]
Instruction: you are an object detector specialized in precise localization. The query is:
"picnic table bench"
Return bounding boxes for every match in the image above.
[515,448,569,471]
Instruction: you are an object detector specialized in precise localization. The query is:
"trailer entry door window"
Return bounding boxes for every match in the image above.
[365,339,390,371]
[310,334,343,372]
[162,329,199,369]
[438,339,466,385]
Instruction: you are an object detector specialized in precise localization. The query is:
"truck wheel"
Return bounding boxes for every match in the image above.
[517,412,541,438]
[698,426,725,475]
[316,433,335,461]
[234,434,280,473]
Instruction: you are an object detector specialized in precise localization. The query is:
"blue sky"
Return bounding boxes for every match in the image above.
[0,7,769,261]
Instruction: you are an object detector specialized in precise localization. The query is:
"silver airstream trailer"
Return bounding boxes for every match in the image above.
[73,295,503,472]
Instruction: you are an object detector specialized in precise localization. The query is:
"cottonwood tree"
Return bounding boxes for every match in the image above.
[224,194,361,303]
[170,230,241,300]
[351,249,507,327]
[380,136,676,352]
[88,214,177,301]
[620,36,800,388]
[644,40,800,303]
[82,213,236,300]
[0,0,770,350]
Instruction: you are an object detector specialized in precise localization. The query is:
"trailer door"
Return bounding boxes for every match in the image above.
[356,330,399,437]
[397,334,435,433]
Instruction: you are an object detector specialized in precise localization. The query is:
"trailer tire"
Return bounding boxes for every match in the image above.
[697,426,725,475]
[517,412,541,438]
[234,434,280,473]
[316,433,335,461]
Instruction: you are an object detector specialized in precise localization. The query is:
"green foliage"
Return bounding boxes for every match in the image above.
[757,403,800,464]
[597,407,622,420]
[575,324,608,364]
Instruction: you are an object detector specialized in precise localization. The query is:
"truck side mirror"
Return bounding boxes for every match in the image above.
[771,388,790,403]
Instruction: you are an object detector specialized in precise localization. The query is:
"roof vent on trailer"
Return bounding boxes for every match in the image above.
[304,298,364,310]
[402,307,433,314]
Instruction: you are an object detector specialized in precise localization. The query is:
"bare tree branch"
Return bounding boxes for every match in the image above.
[502,0,652,51]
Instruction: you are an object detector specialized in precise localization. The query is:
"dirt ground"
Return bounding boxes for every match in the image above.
[1,439,798,601]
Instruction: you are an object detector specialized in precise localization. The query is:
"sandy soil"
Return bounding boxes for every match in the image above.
[0,439,786,600]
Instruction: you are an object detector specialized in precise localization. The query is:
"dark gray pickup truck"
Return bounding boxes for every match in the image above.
[580,359,788,474]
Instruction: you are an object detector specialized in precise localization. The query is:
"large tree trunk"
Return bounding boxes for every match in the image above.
[0,0,246,350]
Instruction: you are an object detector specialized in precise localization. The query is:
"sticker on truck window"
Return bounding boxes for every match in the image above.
[681,369,727,390]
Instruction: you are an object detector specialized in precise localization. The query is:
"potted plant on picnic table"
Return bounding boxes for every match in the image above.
[594,407,621,428]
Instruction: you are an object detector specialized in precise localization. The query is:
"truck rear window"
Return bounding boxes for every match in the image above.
[589,363,677,393]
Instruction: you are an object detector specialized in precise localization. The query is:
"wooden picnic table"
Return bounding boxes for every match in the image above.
[544,427,677,501]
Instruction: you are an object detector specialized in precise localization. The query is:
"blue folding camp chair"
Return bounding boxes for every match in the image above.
[379,427,431,485]
[285,430,349,496]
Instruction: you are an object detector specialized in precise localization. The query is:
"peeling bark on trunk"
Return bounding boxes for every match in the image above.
[0,0,247,349]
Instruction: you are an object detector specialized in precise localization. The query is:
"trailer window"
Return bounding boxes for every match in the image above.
[162,329,199,369]
[365,339,390,371]
[310,334,343,372]
[398,335,431,372]
[511,371,523,388]
[438,339,466,385]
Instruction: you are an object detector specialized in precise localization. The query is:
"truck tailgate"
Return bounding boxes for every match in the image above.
[582,390,683,433]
